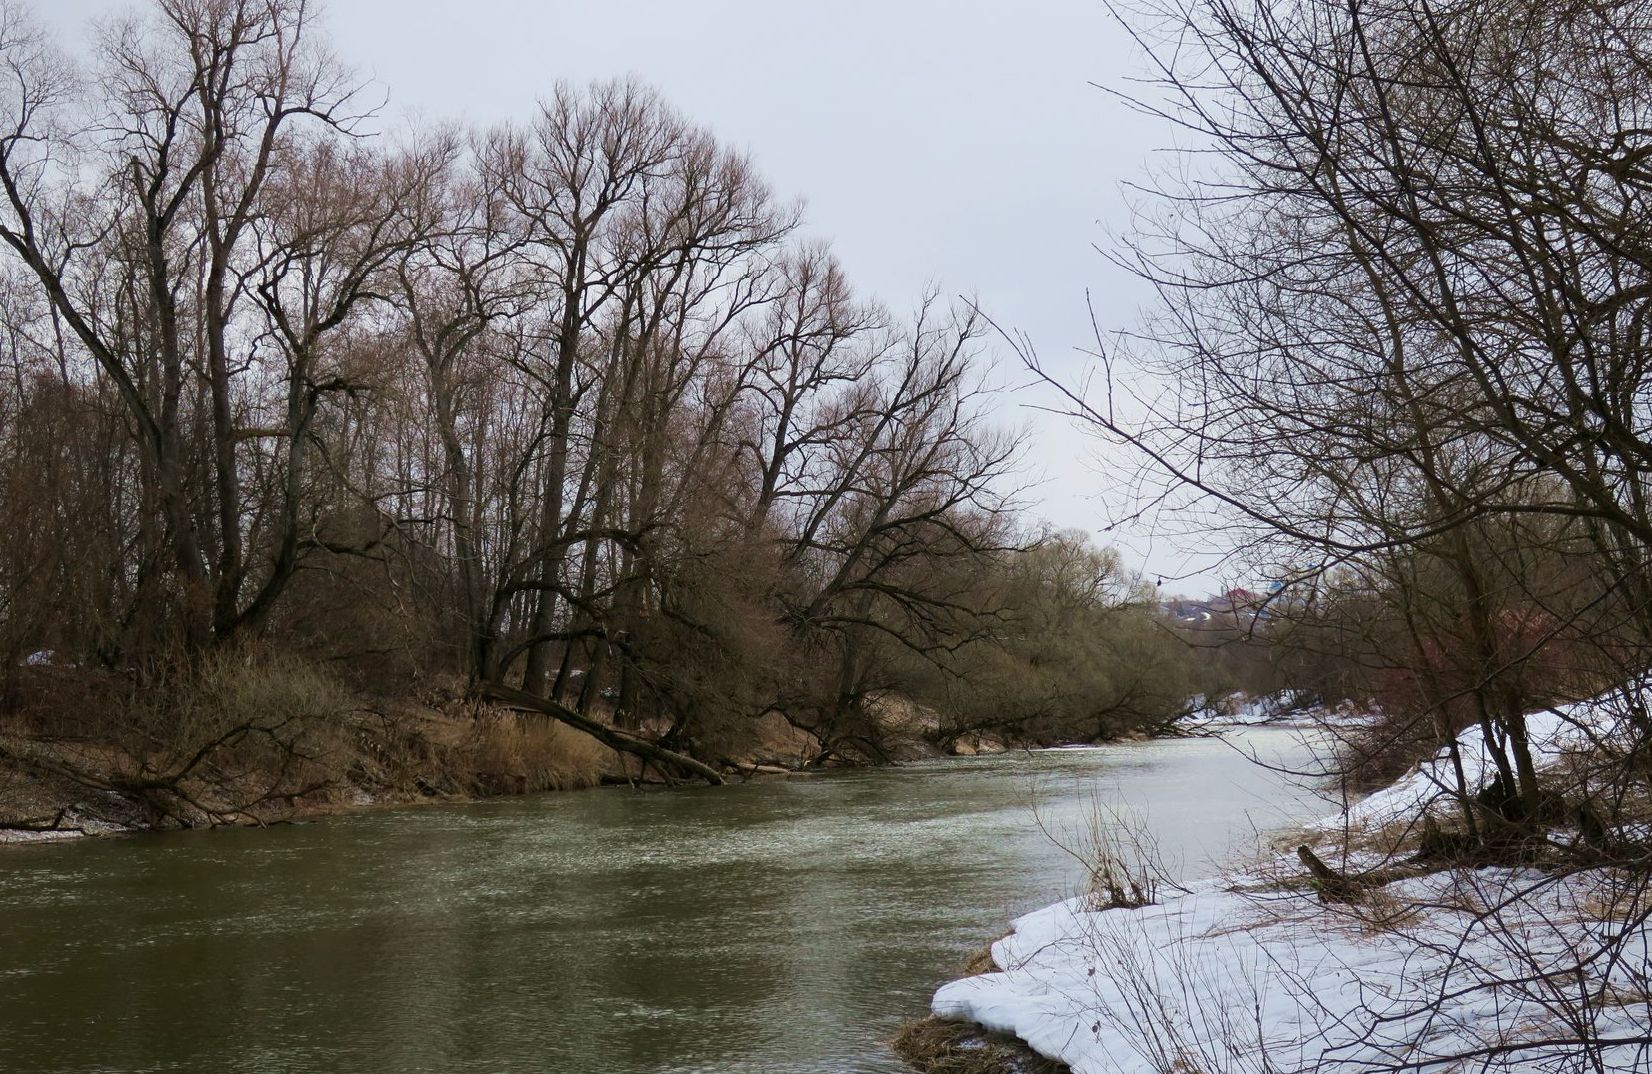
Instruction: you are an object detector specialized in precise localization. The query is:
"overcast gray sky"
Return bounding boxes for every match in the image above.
[37,0,1226,590]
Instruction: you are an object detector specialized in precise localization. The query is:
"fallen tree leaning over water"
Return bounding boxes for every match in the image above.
[476,681,726,786]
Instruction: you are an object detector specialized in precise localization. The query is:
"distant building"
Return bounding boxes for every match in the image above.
[1159,588,1266,627]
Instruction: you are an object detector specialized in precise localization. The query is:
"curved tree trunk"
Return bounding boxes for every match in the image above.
[476,680,725,786]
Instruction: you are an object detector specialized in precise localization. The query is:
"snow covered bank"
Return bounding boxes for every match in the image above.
[0,821,110,845]
[1339,693,1638,831]
[925,689,1652,1073]
[1183,691,1375,731]
[933,868,1650,1073]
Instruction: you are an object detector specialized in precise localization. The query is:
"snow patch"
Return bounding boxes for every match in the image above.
[934,870,1651,1073]
[1183,691,1376,731]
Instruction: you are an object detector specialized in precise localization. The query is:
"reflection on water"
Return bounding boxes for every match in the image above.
[0,729,1326,1074]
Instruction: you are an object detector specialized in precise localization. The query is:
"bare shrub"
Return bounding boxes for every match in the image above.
[1037,794,1184,911]
[119,651,358,823]
[1,663,131,738]
[1332,706,1449,796]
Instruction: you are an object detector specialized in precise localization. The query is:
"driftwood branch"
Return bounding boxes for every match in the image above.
[1297,844,1361,903]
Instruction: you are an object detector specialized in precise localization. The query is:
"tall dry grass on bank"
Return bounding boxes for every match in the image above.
[462,714,618,793]
[1,650,358,830]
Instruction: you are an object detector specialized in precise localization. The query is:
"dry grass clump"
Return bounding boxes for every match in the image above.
[464,712,618,793]
[114,652,357,820]
[892,1017,1071,1074]
[1079,801,1173,910]
[338,694,622,800]
[740,710,821,769]
[1346,885,1426,933]
[1579,871,1652,925]
[961,936,1003,976]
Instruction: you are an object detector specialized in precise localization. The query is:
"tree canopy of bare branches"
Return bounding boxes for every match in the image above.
[1035,0,1652,1064]
[0,0,1202,789]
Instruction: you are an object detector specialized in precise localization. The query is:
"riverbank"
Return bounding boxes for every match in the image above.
[0,661,1035,846]
[907,694,1652,1073]
[0,659,760,844]
[0,701,831,846]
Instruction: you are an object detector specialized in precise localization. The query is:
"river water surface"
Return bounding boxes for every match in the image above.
[0,728,1326,1074]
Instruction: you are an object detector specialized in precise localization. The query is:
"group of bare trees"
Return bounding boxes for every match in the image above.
[1048,0,1652,1063]
[0,0,1067,770]
[1076,0,1652,821]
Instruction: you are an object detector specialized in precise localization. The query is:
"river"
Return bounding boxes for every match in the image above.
[0,728,1326,1074]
